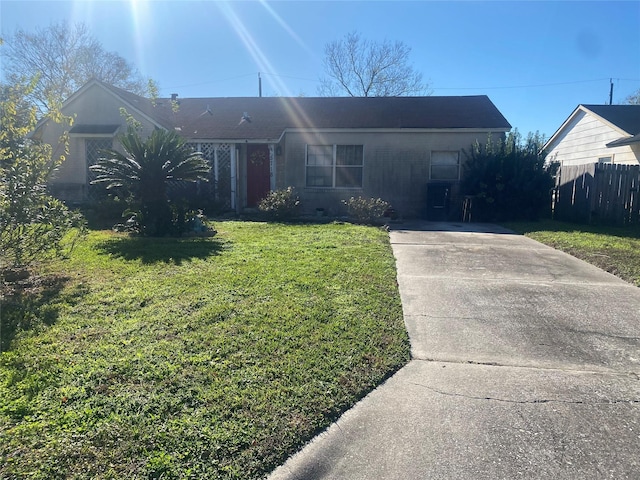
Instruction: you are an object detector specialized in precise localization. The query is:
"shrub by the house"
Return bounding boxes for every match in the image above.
[461,131,558,222]
[257,187,300,220]
[343,196,390,224]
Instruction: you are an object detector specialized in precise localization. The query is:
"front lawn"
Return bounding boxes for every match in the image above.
[0,221,409,479]
[504,220,640,286]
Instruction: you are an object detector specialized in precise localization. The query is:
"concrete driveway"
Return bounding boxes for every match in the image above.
[269,222,640,479]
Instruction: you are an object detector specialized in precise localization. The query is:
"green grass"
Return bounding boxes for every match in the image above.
[504,220,640,286]
[0,221,409,479]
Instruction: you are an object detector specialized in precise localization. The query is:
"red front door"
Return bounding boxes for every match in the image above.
[246,144,271,207]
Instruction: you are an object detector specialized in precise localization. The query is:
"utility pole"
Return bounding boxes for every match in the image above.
[258,72,262,98]
[609,78,614,105]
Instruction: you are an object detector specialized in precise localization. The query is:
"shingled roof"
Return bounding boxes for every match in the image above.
[582,104,640,137]
[98,81,511,141]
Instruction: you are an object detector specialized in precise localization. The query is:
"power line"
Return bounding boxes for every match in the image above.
[260,72,317,82]
[432,78,617,91]
[164,73,257,89]
[163,73,639,94]
[163,71,317,91]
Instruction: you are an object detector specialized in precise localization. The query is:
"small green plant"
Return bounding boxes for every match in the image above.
[258,187,300,220]
[343,196,390,224]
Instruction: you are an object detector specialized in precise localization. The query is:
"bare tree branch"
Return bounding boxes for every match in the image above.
[624,88,640,105]
[3,21,149,115]
[318,31,430,97]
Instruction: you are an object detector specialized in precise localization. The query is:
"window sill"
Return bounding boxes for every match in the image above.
[304,187,364,192]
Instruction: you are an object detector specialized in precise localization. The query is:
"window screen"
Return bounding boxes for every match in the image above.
[306,145,363,188]
[430,151,460,180]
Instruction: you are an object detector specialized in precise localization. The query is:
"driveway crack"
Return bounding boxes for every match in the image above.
[408,382,640,405]
[414,357,640,378]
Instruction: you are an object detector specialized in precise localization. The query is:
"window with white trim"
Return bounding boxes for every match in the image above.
[598,156,613,164]
[306,145,363,188]
[430,151,460,181]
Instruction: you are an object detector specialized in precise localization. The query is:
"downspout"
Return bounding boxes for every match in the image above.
[230,145,237,212]
[213,145,220,201]
[269,144,276,191]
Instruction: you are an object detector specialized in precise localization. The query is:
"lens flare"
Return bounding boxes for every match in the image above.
[216,1,321,136]
[127,0,149,75]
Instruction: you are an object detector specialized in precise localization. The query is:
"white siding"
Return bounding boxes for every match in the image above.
[546,110,640,166]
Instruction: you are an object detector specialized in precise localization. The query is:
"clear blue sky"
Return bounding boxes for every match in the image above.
[2,0,639,138]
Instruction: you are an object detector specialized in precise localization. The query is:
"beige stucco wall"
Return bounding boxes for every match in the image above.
[546,110,640,166]
[278,129,502,218]
[39,82,508,218]
[41,83,158,202]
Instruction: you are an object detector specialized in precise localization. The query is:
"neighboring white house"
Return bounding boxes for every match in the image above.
[544,104,640,166]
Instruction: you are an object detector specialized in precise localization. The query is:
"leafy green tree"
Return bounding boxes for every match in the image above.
[90,128,210,236]
[0,77,85,274]
[461,131,558,222]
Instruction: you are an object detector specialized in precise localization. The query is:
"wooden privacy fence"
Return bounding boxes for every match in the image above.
[554,163,640,225]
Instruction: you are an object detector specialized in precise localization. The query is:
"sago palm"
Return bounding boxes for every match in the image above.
[90,127,210,235]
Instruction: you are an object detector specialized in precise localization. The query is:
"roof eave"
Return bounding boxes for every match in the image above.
[30,78,103,135]
[96,82,168,131]
[606,134,640,147]
[543,105,586,151]
[182,126,511,144]
[182,137,281,144]
[282,126,511,134]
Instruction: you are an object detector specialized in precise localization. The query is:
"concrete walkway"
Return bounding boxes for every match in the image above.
[268,222,640,479]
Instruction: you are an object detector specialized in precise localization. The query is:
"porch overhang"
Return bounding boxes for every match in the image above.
[69,124,120,136]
